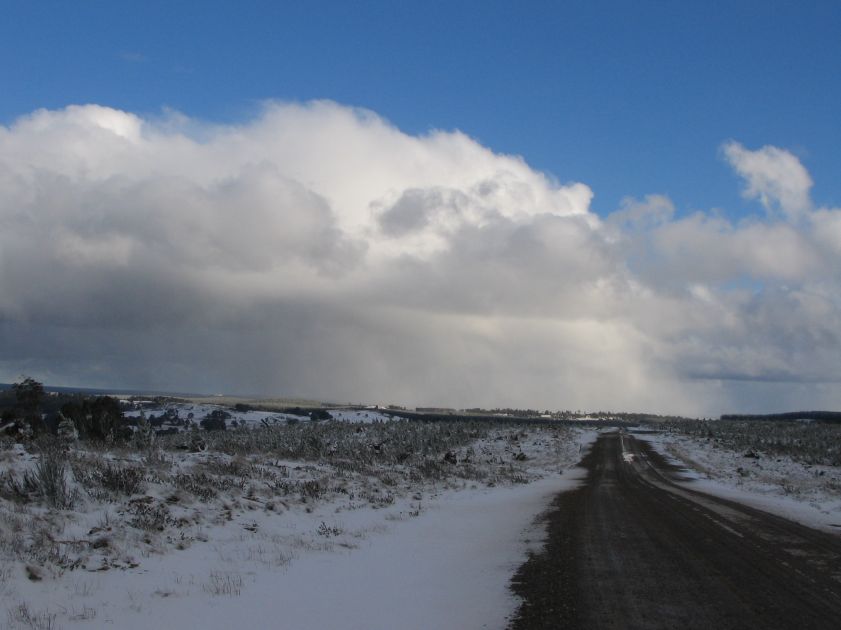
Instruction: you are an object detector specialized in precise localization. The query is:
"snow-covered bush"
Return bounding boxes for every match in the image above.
[71,459,146,499]
[2,440,74,509]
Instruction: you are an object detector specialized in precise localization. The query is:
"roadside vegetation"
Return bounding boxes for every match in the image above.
[648,419,841,515]
[662,418,841,466]
[0,379,583,628]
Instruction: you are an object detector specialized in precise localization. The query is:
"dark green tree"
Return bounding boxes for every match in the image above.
[61,396,128,442]
[200,409,229,431]
[13,377,46,434]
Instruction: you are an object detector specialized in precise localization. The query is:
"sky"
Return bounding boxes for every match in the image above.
[1,1,840,414]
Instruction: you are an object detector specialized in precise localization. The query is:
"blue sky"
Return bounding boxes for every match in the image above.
[3,1,839,216]
[2,2,841,413]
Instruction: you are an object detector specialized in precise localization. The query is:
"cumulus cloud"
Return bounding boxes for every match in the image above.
[608,194,675,230]
[1,102,840,415]
[723,141,813,220]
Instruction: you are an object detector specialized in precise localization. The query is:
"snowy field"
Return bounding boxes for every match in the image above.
[122,401,395,429]
[0,419,597,630]
[635,427,841,532]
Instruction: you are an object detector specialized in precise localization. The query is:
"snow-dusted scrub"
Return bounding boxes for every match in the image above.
[164,419,488,465]
[662,419,841,466]
[0,420,584,628]
[2,439,75,510]
[639,421,841,530]
[6,601,58,630]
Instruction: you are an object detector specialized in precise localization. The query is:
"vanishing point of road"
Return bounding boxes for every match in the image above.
[510,431,841,629]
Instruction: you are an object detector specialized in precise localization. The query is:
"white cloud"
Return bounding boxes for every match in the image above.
[723,141,813,220]
[608,194,675,230]
[647,214,821,284]
[1,102,840,415]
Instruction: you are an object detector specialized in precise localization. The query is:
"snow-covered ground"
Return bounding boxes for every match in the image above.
[635,429,841,532]
[326,409,396,424]
[0,424,597,630]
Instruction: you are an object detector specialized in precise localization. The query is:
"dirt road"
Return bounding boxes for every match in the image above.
[509,431,841,629]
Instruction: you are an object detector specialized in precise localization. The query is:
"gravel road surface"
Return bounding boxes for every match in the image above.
[509,431,841,629]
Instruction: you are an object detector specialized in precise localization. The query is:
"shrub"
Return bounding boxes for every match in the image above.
[200,410,230,432]
[7,442,77,508]
[1,470,38,502]
[34,450,73,509]
[73,459,146,498]
[127,498,172,531]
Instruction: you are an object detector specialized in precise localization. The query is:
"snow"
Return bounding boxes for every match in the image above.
[48,475,585,630]
[10,409,839,628]
[326,409,395,424]
[0,426,598,629]
[122,402,396,431]
[634,429,841,533]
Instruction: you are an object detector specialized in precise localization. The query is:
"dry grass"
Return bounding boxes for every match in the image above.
[203,571,243,596]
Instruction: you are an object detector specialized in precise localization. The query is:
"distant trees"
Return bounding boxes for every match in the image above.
[2,378,133,442]
[720,411,841,424]
[200,409,230,431]
[60,396,129,442]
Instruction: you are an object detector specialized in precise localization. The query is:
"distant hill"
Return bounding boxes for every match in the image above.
[0,382,328,411]
[0,382,207,398]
